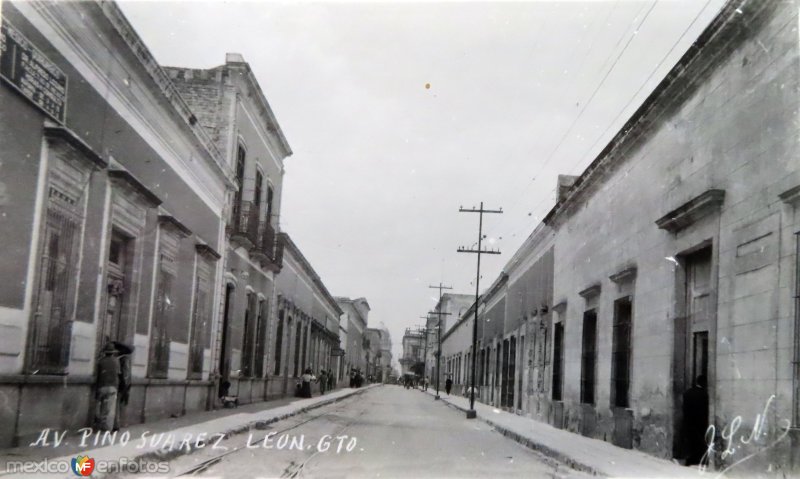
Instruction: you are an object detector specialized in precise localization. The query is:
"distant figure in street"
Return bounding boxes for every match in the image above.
[300,368,314,398]
[327,369,335,391]
[95,342,120,431]
[319,370,328,395]
[355,371,364,388]
[349,370,356,388]
[424,376,429,391]
[445,377,453,395]
[682,375,709,466]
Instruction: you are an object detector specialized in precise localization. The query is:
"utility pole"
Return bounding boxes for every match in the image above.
[417,318,430,385]
[429,282,452,400]
[457,202,502,419]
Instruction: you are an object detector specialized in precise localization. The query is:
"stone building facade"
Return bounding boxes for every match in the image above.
[336,297,370,379]
[544,1,800,469]
[164,53,289,405]
[441,0,800,473]
[0,1,232,446]
[274,234,342,395]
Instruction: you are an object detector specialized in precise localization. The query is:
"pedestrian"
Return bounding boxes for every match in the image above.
[682,375,709,466]
[319,369,328,395]
[424,376,429,391]
[349,370,356,388]
[445,376,453,395]
[95,342,120,431]
[113,341,134,430]
[327,369,335,391]
[301,368,315,398]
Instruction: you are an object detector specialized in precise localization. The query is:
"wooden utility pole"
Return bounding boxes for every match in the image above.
[457,202,502,419]
[428,282,452,399]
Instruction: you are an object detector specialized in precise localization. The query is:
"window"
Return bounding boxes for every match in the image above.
[150,246,177,378]
[611,298,633,408]
[188,257,213,379]
[254,299,268,378]
[241,292,257,377]
[552,322,564,401]
[29,203,82,372]
[301,324,308,372]
[254,170,263,215]
[266,186,274,225]
[273,311,284,375]
[294,322,302,377]
[580,310,598,404]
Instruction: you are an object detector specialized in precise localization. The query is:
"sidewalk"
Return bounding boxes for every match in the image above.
[422,388,702,479]
[0,384,379,478]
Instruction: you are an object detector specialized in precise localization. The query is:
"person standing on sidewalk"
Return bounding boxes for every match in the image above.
[445,376,453,395]
[319,369,328,395]
[327,369,335,391]
[300,368,314,398]
[95,342,120,431]
[113,341,134,430]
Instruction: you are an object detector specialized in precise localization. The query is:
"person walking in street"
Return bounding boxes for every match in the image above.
[300,368,315,398]
[95,342,120,431]
[424,376,429,391]
[445,376,453,396]
[327,369,335,391]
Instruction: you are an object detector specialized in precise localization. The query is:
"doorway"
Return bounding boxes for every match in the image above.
[218,283,234,398]
[102,231,132,344]
[673,245,714,460]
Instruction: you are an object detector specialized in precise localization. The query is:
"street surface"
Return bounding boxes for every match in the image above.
[157,385,585,478]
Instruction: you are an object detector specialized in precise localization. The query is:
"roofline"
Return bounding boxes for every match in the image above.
[280,232,343,316]
[542,0,753,228]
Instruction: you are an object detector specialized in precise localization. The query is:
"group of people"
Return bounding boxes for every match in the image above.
[349,369,365,388]
[94,339,133,431]
[296,368,337,398]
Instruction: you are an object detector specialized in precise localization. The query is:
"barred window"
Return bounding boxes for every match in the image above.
[611,297,633,408]
[580,310,598,405]
[273,310,284,375]
[149,230,179,378]
[241,292,257,377]
[253,299,268,378]
[188,257,213,379]
[29,205,81,372]
[28,154,88,374]
[552,322,564,401]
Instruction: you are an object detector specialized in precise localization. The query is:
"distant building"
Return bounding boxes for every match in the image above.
[400,328,425,377]
[274,234,342,393]
[336,297,370,377]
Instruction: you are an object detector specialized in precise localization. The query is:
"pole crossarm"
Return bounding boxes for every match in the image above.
[457,247,501,254]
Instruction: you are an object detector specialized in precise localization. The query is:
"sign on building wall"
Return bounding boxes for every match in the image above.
[1,20,68,122]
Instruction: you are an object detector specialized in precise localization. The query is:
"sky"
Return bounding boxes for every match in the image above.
[119,0,728,366]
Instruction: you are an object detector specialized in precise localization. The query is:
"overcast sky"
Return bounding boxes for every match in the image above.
[120,0,727,366]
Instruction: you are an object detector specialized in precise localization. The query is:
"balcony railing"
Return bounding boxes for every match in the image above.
[227,200,259,248]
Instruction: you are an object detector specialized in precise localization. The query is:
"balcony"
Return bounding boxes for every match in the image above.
[227,200,259,248]
[250,221,273,263]
[261,225,284,273]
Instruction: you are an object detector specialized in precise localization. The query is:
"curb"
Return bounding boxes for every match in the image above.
[141,384,381,465]
[427,391,601,477]
[65,385,381,479]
